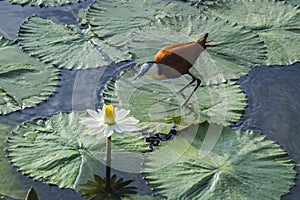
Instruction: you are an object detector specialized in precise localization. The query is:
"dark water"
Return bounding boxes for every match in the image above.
[0,0,299,199]
[235,63,300,200]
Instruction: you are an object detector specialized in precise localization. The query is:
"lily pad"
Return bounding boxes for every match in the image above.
[0,124,33,199]
[105,15,267,83]
[86,0,198,39]
[87,0,267,82]
[0,37,59,115]
[18,16,129,69]
[202,0,300,65]
[103,67,246,133]
[143,122,296,199]
[7,112,148,189]
[9,0,81,6]
[0,37,16,47]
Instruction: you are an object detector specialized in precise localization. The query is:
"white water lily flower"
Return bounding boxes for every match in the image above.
[80,104,140,139]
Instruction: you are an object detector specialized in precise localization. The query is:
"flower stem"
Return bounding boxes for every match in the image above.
[106,136,111,191]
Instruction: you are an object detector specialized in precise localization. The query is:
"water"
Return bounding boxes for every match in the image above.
[1,0,300,199]
[235,63,300,200]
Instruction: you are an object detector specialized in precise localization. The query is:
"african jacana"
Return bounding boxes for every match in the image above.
[133,33,209,106]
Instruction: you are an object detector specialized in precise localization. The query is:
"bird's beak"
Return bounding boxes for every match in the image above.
[132,65,148,82]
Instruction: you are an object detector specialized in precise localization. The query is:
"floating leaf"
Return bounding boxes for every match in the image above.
[144,122,296,199]
[287,0,300,5]
[103,67,246,133]
[0,124,33,199]
[202,0,300,65]
[106,15,267,83]
[156,15,267,81]
[7,112,148,189]
[9,0,81,7]
[0,37,16,47]
[86,0,198,39]
[18,16,129,69]
[87,0,267,82]
[0,37,59,115]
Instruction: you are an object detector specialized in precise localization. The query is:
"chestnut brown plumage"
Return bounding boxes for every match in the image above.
[133,33,209,106]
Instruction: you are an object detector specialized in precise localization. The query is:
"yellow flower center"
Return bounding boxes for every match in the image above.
[104,104,116,125]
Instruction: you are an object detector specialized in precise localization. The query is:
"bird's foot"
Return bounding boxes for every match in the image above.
[180,101,189,108]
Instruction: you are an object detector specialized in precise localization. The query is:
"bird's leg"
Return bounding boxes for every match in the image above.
[176,78,196,94]
[181,72,201,107]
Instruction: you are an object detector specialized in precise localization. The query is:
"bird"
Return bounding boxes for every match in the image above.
[133,33,210,106]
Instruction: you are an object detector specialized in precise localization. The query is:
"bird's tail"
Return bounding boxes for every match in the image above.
[197,33,210,48]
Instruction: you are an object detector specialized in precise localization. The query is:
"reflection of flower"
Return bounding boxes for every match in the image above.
[79,174,137,199]
[80,104,139,139]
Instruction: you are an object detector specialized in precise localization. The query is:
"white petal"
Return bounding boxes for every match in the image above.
[111,124,123,133]
[80,118,102,127]
[97,109,103,116]
[115,109,130,121]
[105,126,114,137]
[117,123,140,132]
[95,131,106,139]
[118,117,139,125]
[85,128,100,136]
[87,109,102,119]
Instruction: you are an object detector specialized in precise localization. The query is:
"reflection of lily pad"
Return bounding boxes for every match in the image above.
[9,0,80,7]
[202,0,300,65]
[7,112,148,189]
[0,37,59,115]
[144,122,296,199]
[18,16,129,69]
[86,0,198,39]
[103,67,246,133]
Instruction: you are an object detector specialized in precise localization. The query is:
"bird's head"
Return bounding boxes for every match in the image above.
[133,61,158,81]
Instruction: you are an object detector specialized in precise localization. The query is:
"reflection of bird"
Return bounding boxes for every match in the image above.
[133,33,210,106]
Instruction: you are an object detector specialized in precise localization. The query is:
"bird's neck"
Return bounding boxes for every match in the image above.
[146,63,167,80]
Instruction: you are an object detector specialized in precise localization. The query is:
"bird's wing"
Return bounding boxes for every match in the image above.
[154,41,204,66]
[161,42,194,51]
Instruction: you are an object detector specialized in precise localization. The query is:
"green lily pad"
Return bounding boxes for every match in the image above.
[0,124,33,199]
[103,67,246,133]
[87,0,267,82]
[0,37,59,115]
[0,37,16,47]
[202,0,300,65]
[143,122,296,199]
[287,0,300,5]
[105,15,267,83]
[7,112,148,189]
[9,0,81,6]
[86,0,198,39]
[18,16,129,69]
